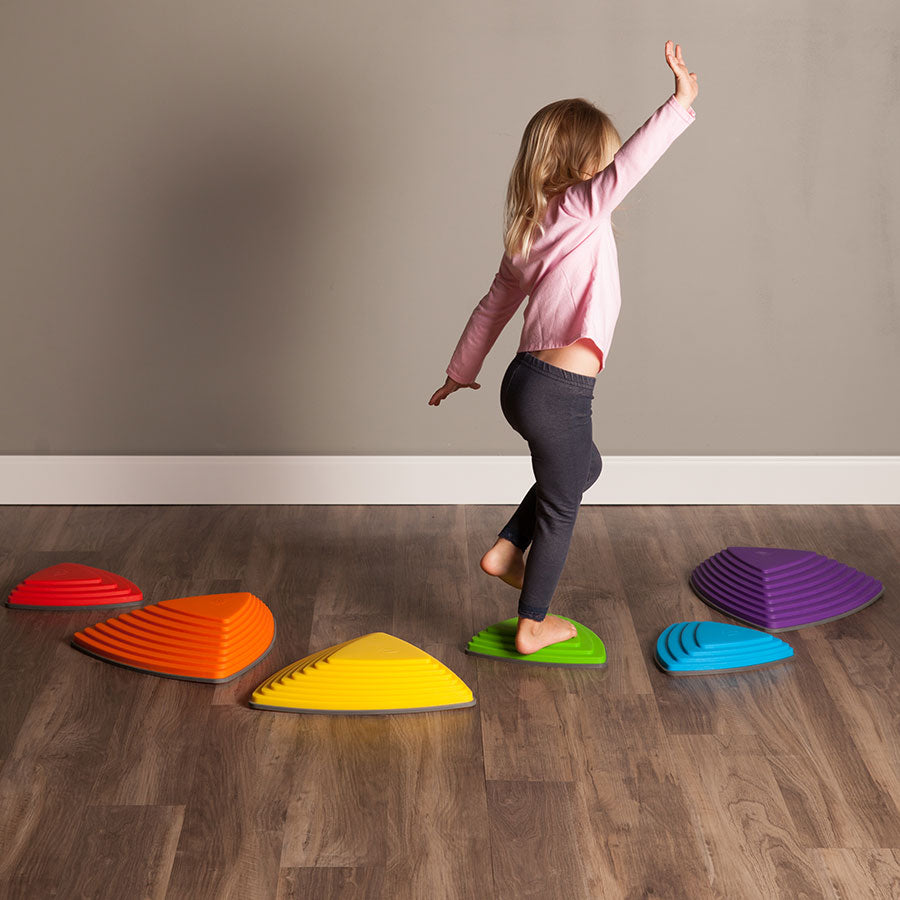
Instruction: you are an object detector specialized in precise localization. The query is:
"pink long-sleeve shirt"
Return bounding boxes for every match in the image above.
[446,93,696,385]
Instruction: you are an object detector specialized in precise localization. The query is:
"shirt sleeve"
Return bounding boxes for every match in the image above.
[446,253,527,384]
[562,94,696,219]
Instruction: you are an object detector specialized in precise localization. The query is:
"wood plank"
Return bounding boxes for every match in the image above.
[810,848,900,899]
[165,707,299,899]
[477,661,579,783]
[0,641,139,883]
[564,692,711,898]
[381,707,493,898]
[799,631,900,846]
[0,599,82,757]
[87,675,212,805]
[279,715,394,869]
[0,506,73,554]
[768,634,900,849]
[66,805,184,899]
[0,755,85,887]
[485,780,594,900]
[277,867,384,899]
[111,505,236,583]
[668,733,822,897]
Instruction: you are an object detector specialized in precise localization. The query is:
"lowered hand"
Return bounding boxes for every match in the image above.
[428,376,480,406]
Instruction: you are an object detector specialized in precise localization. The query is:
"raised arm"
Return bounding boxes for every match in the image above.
[562,93,695,218]
[563,40,699,218]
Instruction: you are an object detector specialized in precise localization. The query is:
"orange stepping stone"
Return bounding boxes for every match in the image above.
[6,563,143,610]
[72,592,275,683]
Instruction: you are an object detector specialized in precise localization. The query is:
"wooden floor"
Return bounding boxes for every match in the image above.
[0,504,898,899]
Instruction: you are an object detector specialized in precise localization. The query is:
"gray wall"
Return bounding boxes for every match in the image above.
[2,1,898,455]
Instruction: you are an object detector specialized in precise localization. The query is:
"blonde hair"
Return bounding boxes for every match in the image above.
[504,98,623,261]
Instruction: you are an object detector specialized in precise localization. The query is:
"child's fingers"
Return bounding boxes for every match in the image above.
[666,40,689,71]
[430,383,457,404]
[665,43,681,73]
[429,378,480,405]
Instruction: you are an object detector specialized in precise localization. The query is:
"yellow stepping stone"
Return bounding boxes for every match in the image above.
[250,632,475,715]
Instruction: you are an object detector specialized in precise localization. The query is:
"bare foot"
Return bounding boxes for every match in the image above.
[480,537,525,590]
[515,615,578,655]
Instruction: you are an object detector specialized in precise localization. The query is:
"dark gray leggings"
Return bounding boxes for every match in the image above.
[498,351,603,622]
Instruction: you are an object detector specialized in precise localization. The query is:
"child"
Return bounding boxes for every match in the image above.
[429,41,699,654]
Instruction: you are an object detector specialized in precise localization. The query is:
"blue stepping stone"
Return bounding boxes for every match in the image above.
[655,621,794,676]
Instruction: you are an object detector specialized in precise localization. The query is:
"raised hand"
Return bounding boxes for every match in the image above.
[665,40,698,110]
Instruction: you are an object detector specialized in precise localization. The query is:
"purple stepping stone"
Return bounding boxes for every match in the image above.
[696,559,867,606]
[695,571,877,613]
[690,546,884,632]
[726,546,817,574]
[709,551,847,590]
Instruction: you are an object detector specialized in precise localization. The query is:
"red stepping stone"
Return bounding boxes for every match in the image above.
[6,563,143,610]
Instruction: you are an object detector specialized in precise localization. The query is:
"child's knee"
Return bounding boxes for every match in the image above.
[537,492,582,525]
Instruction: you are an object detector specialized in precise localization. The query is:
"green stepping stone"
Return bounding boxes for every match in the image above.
[466,616,607,667]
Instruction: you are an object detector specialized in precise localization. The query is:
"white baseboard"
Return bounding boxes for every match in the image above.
[0,455,898,504]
